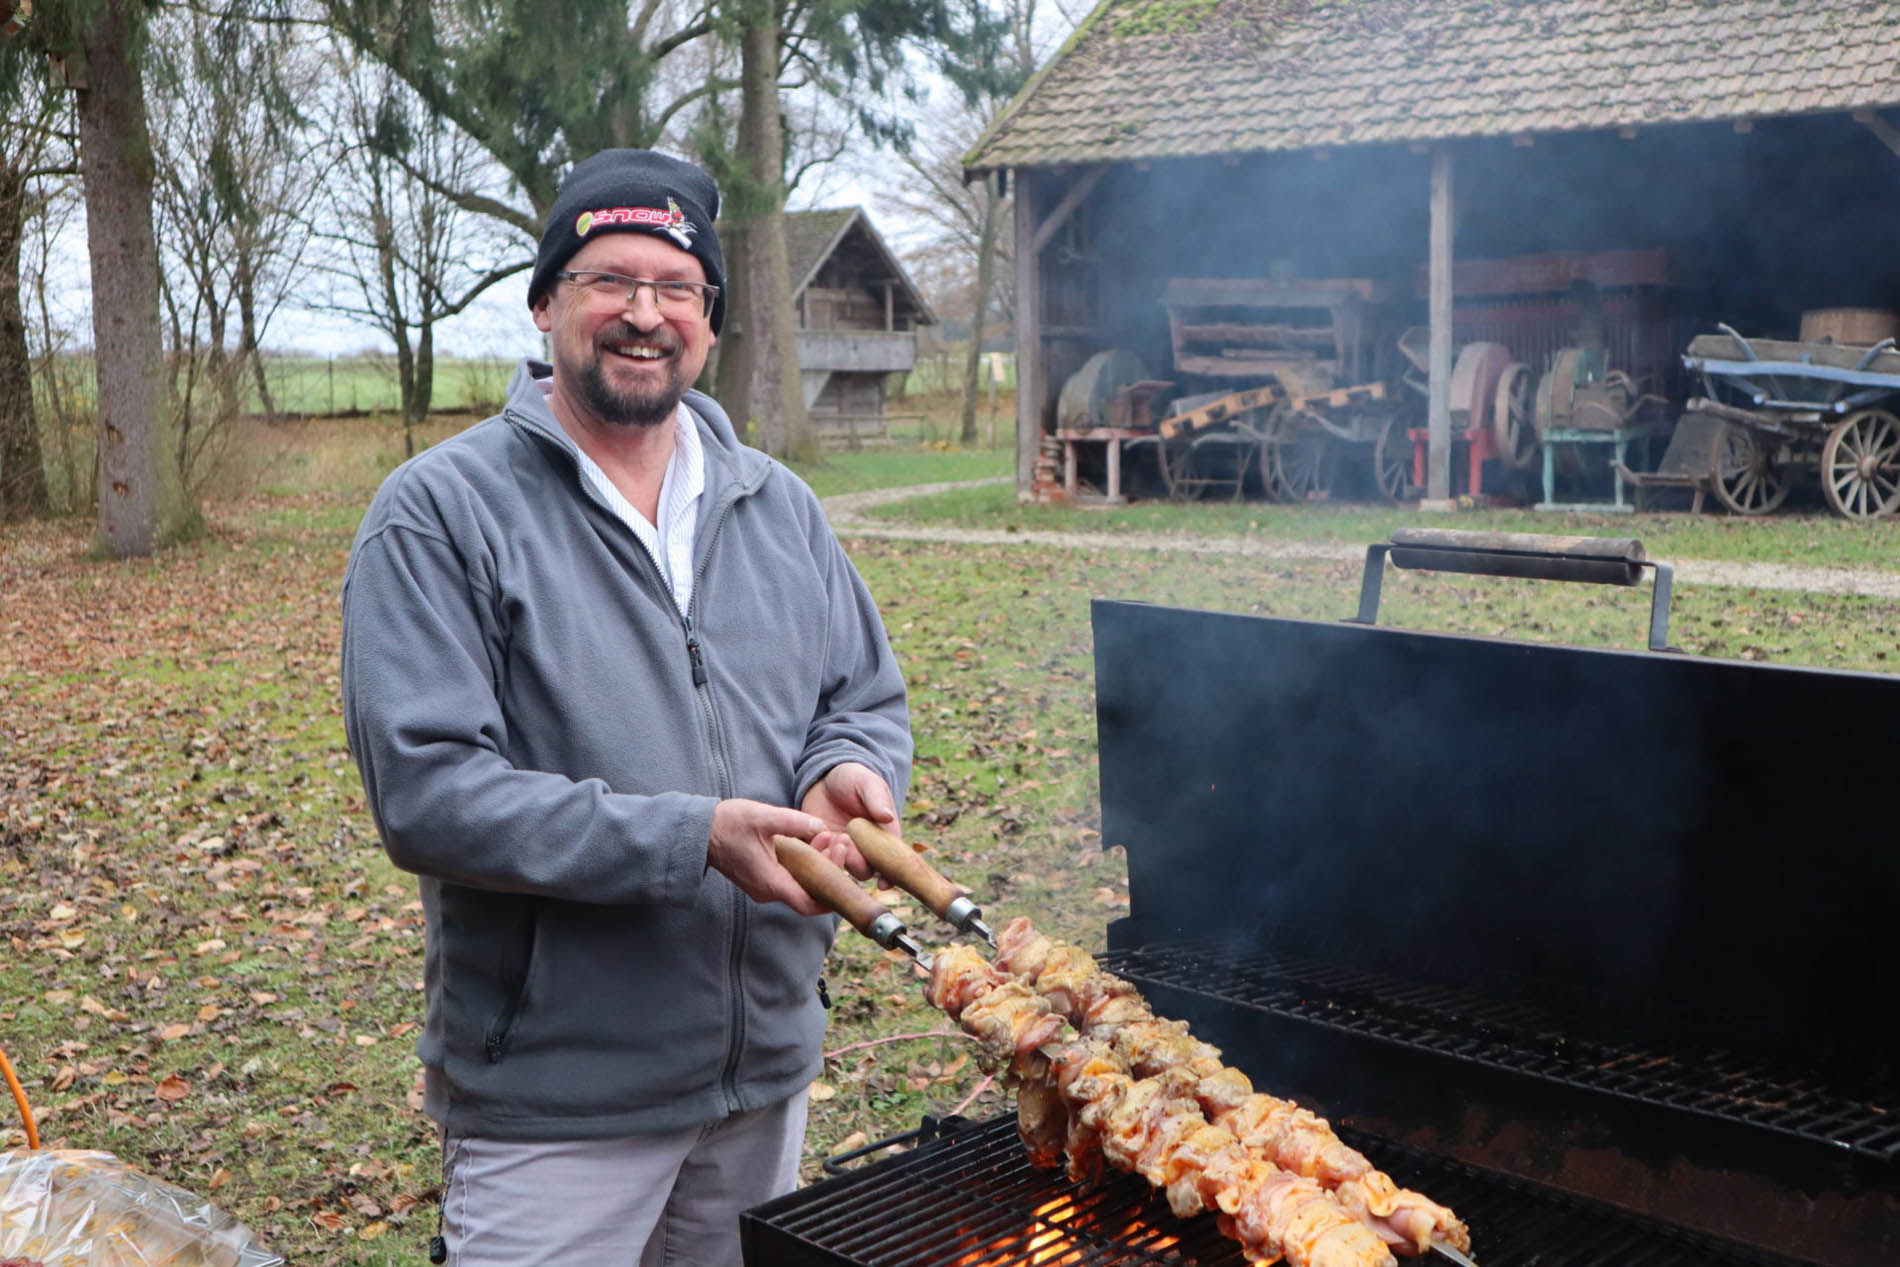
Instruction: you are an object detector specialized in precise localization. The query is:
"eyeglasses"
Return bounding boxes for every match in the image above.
[556,270,719,318]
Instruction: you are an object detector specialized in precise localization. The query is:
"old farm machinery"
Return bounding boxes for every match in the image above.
[1135,277,1403,502]
[1682,324,1900,519]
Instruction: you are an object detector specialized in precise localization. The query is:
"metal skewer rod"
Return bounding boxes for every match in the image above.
[1430,1240,1480,1267]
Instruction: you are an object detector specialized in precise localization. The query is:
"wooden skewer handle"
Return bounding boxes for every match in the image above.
[772,835,888,936]
[847,818,962,917]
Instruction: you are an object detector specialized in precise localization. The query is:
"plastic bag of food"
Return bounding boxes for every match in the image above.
[0,1149,283,1267]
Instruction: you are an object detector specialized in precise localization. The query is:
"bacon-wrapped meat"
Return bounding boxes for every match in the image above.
[987,917,1474,1257]
[929,955,1400,1267]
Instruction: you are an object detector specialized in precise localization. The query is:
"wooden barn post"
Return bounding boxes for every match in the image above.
[1426,146,1455,508]
[1012,168,1043,500]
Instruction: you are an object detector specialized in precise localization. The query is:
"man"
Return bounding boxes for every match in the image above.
[340,148,912,1266]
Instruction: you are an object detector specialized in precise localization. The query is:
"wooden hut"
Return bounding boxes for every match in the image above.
[785,207,935,448]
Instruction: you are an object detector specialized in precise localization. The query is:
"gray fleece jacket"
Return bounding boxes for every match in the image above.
[340,361,911,1139]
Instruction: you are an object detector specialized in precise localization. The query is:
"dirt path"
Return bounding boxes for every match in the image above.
[824,479,1900,600]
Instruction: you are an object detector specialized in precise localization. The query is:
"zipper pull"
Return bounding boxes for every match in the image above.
[683,616,708,687]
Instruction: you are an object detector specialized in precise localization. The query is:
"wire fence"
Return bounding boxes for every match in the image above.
[251,355,520,417]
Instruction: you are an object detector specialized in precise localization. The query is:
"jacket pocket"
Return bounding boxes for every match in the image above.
[482,907,538,1064]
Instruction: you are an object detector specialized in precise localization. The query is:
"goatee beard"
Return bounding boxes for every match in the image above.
[579,349,686,429]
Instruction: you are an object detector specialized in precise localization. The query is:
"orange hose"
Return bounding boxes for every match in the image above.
[0,1046,39,1149]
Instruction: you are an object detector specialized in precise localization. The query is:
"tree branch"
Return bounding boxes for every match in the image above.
[435,258,532,318]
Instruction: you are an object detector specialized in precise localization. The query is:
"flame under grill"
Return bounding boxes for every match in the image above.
[741,1115,1811,1267]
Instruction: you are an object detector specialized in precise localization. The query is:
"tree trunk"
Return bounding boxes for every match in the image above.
[76,0,195,554]
[736,1,812,461]
[960,177,1003,448]
[238,265,277,423]
[409,319,434,453]
[0,163,49,520]
[712,221,756,440]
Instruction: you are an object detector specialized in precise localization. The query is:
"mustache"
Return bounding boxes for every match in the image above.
[598,321,681,355]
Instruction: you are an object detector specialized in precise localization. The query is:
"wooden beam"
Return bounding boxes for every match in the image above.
[1014,169,1046,501]
[1030,166,1108,256]
[1426,147,1455,508]
[1854,108,1900,161]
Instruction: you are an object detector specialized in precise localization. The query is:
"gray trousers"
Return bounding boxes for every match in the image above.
[441,1088,808,1267]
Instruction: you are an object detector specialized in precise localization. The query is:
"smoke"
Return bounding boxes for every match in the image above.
[1093,597,1899,1058]
[1053,109,1900,399]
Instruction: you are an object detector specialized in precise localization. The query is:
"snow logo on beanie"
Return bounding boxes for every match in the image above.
[575,197,698,251]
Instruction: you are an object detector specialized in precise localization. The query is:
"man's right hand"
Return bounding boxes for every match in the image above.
[707,799,841,917]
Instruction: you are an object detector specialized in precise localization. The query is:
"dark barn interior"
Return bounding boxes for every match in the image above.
[1034,111,1900,408]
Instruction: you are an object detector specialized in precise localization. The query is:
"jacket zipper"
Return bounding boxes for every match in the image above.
[687,505,755,1113]
[484,910,538,1063]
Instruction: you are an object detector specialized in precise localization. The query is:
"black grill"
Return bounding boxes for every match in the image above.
[743,1116,1818,1267]
[749,573,1900,1267]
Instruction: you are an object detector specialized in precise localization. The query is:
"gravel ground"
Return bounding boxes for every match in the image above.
[824,479,1900,599]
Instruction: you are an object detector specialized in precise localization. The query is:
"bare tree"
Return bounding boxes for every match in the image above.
[147,5,319,487]
[876,0,1064,445]
[0,40,72,520]
[24,179,94,515]
[310,49,528,455]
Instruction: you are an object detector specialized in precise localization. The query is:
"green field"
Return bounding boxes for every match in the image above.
[2,416,1895,1264]
[251,355,523,416]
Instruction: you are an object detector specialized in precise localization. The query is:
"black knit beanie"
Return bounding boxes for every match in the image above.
[528,149,726,335]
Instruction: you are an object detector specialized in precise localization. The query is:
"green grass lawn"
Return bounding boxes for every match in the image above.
[869,481,1900,571]
[2,423,1896,1264]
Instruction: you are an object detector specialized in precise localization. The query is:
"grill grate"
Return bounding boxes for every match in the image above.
[1096,943,1899,1163]
[743,1115,1817,1267]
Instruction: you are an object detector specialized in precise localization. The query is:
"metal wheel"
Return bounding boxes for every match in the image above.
[1708,422,1791,516]
[1492,363,1537,469]
[1261,413,1338,502]
[1156,436,1195,502]
[1820,409,1900,519]
[1373,412,1418,503]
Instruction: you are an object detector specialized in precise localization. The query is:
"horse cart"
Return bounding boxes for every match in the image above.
[1142,277,1401,502]
[1683,325,1900,518]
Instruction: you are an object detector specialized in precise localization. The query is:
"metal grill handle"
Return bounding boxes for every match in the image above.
[1351,529,1676,651]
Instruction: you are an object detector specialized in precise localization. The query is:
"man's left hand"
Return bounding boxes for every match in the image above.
[801,762,896,880]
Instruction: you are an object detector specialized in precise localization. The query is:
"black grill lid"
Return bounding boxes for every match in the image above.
[1090,599,1900,1062]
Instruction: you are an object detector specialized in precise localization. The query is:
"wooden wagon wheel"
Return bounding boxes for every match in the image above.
[1373,413,1419,503]
[1708,421,1791,516]
[1820,408,1900,519]
[1258,409,1338,502]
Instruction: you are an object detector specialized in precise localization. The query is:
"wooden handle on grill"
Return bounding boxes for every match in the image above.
[847,818,961,917]
[773,835,888,936]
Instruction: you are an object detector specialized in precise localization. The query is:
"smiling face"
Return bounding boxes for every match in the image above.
[532,231,717,431]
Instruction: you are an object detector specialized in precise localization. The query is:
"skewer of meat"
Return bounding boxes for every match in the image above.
[993,918,1471,1257]
[929,946,1397,1267]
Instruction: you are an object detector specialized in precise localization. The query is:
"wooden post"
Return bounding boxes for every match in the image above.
[883,282,894,332]
[1425,147,1455,509]
[1013,168,1044,500]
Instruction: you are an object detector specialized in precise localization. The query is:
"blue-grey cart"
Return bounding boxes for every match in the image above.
[1682,326,1900,518]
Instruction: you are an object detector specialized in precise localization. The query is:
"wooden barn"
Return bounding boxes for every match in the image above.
[968,0,1900,514]
[785,207,935,448]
